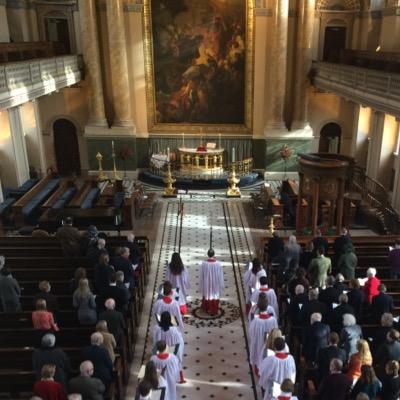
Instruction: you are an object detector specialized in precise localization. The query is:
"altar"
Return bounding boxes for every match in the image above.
[179,147,224,175]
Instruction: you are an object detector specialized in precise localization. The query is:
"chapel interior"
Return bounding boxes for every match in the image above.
[1,0,400,399]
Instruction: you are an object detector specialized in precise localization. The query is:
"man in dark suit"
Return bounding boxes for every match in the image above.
[332,228,352,270]
[69,360,105,400]
[102,271,130,312]
[287,284,309,325]
[317,358,352,400]
[330,293,355,333]
[312,229,329,257]
[372,284,394,323]
[265,232,284,263]
[303,312,330,363]
[300,288,328,326]
[347,278,364,322]
[81,332,113,390]
[319,276,341,311]
[98,298,126,344]
[317,332,346,380]
[34,280,59,315]
[375,329,400,378]
[125,233,142,267]
[112,247,136,288]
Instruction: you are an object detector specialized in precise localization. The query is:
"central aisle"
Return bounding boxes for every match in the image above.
[128,199,259,399]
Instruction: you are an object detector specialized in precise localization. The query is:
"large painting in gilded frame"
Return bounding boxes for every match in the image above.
[143,0,254,134]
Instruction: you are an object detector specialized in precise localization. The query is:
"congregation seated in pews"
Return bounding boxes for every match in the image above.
[246,231,400,399]
[0,224,151,399]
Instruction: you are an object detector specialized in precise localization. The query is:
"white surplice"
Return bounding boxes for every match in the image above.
[249,313,278,366]
[244,263,267,303]
[257,344,290,372]
[259,353,296,397]
[150,353,180,400]
[165,266,191,306]
[248,304,277,323]
[251,285,279,319]
[138,375,168,400]
[153,297,184,332]
[199,259,224,300]
[153,325,185,364]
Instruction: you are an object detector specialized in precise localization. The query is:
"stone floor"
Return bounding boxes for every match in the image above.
[126,196,261,399]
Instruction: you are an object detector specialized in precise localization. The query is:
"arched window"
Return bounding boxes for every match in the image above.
[319,122,342,153]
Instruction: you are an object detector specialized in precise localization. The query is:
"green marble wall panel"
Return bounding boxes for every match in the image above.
[252,139,267,169]
[265,139,313,172]
[136,138,150,168]
[86,138,137,171]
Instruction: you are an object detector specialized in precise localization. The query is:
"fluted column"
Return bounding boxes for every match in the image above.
[78,0,107,127]
[264,0,289,132]
[106,0,134,128]
[291,0,316,130]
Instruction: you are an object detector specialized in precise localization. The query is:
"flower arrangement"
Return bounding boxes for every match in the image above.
[280,144,293,160]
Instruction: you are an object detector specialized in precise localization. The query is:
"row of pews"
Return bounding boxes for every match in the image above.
[0,235,151,399]
[262,235,400,399]
[0,176,158,232]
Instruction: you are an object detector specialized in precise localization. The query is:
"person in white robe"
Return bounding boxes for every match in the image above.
[248,292,277,323]
[259,337,296,400]
[257,328,290,372]
[199,249,224,316]
[153,311,185,383]
[153,281,184,332]
[137,361,168,400]
[165,252,190,314]
[251,276,279,319]
[244,258,267,313]
[269,378,298,400]
[150,340,180,400]
[249,293,278,376]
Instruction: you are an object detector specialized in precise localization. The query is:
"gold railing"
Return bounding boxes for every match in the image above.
[230,158,253,176]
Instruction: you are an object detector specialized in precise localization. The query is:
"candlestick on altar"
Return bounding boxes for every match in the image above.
[218,133,221,149]
[96,152,109,182]
[167,147,170,161]
[232,147,235,163]
[111,140,115,155]
[182,132,185,147]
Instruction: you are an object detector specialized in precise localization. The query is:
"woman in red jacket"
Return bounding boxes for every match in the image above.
[33,364,66,400]
[364,268,381,304]
[32,299,59,331]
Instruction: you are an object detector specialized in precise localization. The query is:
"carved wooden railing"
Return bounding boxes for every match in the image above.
[349,166,400,234]
[0,41,66,64]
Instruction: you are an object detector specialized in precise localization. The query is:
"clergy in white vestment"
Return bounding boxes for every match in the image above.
[150,341,180,400]
[153,311,185,383]
[251,276,279,319]
[199,249,224,316]
[136,361,168,400]
[259,337,296,400]
[249,293,278,376]
[153,281,184,332]
[165,252,191,314]
[244,258,267,313]
[248,292,277,323]
[269,378,299,400]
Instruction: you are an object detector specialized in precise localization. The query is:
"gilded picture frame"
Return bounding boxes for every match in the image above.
[142,0,254,134]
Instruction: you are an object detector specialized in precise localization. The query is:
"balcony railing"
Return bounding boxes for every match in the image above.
[312,61,400,117]
[0,54,82,109]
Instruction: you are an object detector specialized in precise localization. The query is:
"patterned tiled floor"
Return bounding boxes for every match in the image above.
[127,199,259,399]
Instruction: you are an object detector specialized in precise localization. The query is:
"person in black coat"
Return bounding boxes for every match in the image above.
[112,247,136,288]
[102,271,130,313]
[81,332,113,389]
[347,278,365,323]
[317,332,347,380]
[333,228,352,270]
[381,360,400,400]
[334,273,348,293]
[34,280,59,315]
[299,241,314,271]
[94,253,115,295]
[287,267,310,297]
[300,288,328,325]
[303,312,331,363]
[312,229,329,257]
[87,238,109,264]
[125,233,142,266]
[375,329,400,378]
[372,284,394,323]
[330,293,355,333]
[287,284,309,325]
[319,276,341,311]
[98,298,126,344]
[265,232,284,263]
[372,313,395,356]
[32,333,71,390]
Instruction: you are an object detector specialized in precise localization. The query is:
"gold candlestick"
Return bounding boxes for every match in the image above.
[226,164,241,198]
[268,216,275,236]
[163,162,177,198]
[96,152,109,182]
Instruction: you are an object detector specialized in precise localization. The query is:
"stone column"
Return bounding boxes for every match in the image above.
[0,0,10,42]
[366,111,385,180]
[106,0,134,128]
[7,107,30,187]
[291,0,316,131]
[264,0,289,133]
[78,0,107,127]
